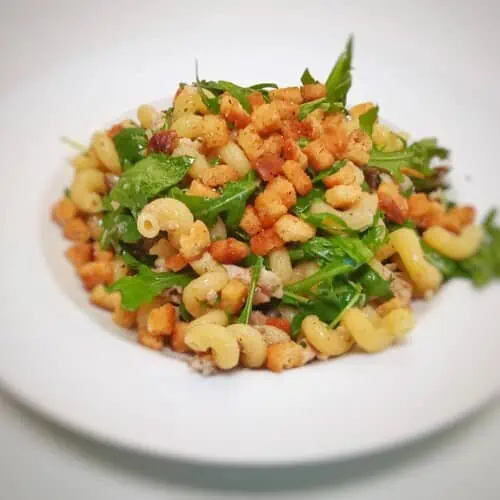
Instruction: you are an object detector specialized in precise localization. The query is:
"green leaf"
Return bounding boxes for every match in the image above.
[290,237,345,264]
[298,97,334,120]
[248,83,278,91]
[329,235,373,265]
[361,218,388,253]
[311,160,346,184]
[297,136,311,148]
[112,127,148,169]
[300,211,352,235]
[328,282,362,328]
[358,105,379,136]
[351,264,393,299]
[292,187,325,216]
[408,138,449,176]
[99,209,141,250]
[108,265,193,311]
[368,149,412,182]
[170,171,260,229]
[238,257,264,324]
[421,241,458,279]
[301,68,318,85]
[325,35,353,105]
[109,154,194,214]
[459,209,500,286]
[163,107,174,129]
[284,257,357,295]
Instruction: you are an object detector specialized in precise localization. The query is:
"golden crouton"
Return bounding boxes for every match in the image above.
[170,321,191,353]
[273,100,299,120]
[301,83,327,102]
[282,160,313,196]
[322,161,362,188]
[200,164,239,187]
[344,129,372,165]
[349,102,376,119]
[65,243,93,269]
[139,330,164,351]
[262,133,284,156]
[266,176,297,208]
[270,87,304,104]
[147,303,176,336]
[266,342,304,372]
[210,237,250,264]
[274,214,316,243]
[164,253,188,272]
[240,205,263,236]
[252,103,281,136]
[52,198,77,226]
[63,217,91,243]
[303,138,335,171]
[254,190,288,228]
[237,124,265,162]
[92,242,114,262]
[220,279,248,315]
[90,284,120,311]
[187,179,219,198]
[377,183,409,224]
[112,307,137,329]
[220,93,251,129]
[283,138,308,169]
[250,228,285,256]
[326,184,362,210]
[79,261,114,290]
[443,206,476,233]
[408,193,445,229]
[248,92,265,111]
[302,109,324,140]
[201,115,229,149]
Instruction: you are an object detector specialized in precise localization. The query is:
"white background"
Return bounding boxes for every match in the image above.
[1,0,499,497]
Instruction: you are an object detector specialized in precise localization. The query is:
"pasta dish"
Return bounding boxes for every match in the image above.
[51,37,500,374]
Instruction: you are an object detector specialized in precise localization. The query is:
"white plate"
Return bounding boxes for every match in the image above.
[1,0,499,466]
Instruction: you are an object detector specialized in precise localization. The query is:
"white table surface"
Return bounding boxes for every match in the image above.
[1,0,499,498]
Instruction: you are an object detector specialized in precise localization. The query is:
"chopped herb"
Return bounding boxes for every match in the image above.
[300,68,318,85]
[238,257,264,324]
[100,208,141,250]
[358,105,379,135]
[297,136,311,148]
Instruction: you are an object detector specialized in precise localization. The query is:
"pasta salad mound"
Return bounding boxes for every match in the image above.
[52,36,500,374]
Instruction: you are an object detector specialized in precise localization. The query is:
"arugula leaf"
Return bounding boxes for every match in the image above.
[99,209,141,250]
[170,171,260,229]
[198,80,253,112]
[288,237,345,264]
[109,154,194,214]
[328,282,362,328]
[311,160,346,184]
[325,35,353,105]
[238,257,264,324]
[163,107,174,129]
[248,83,279,91]
[421,241,458,279]
[459,209,500,286]
[358,105,379,135]
[292,188,325,216]
[329,235,373,264]
[301,68,318,85]
[285,257,357,295]
[368,149,411,182]
[297,136,311,148]
[298,97,334,120]
[301,211,352,235]
[195,65,221,114]
[351,264,393,299]
[361,217,388,252]
[408,138,449,176]
[112,127,148,169]
[108,265,193,311]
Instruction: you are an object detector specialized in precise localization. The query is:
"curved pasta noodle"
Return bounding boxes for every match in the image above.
[173,85,209,120]
[92,132,121,174]
[301,315,353,356]
[70,168,106,214]
[184,324,240,370]
[172,141,211,179]
[137,104,159,129]
[423,225,484,260]
[218,141,252,177]
[390,227,442,293]
[137,198,194,239]
[182,269,228,317]
[187,310,228,330]
[268,248,294,284]
[226,324,267,368]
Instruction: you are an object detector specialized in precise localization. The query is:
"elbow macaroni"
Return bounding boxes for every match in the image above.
[182,269,228,317]
[301,315,353,356]
[70,168,106,214]
[226,324,267,368]
[423,225,484,260]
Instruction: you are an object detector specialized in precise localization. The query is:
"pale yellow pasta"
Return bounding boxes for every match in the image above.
[179,220,211,260]
[423,225,484,260]
[187,310,228,331]
[172,85,209,120]
[226,324,267,368]
[91,132,121,174]
[137,198,194,239]
[301,315,353,356]
[372,123,405,152]
[375,241,396,261]
[293,261,320,279]
[70,168,106,214]
[190,251,224,275]
[171,114,204,139]
[184,324,240,370]
[310,193,378,231]
[255,325,290,345]
[209,217,227,241]
[342,307,414,353]
[268,248,294,284]
[137,104,159,129]
[182,269,228,317]
[390,227,443,293]
[218,141,252,177]
[71,153,100,170]
[172,140,211,179]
